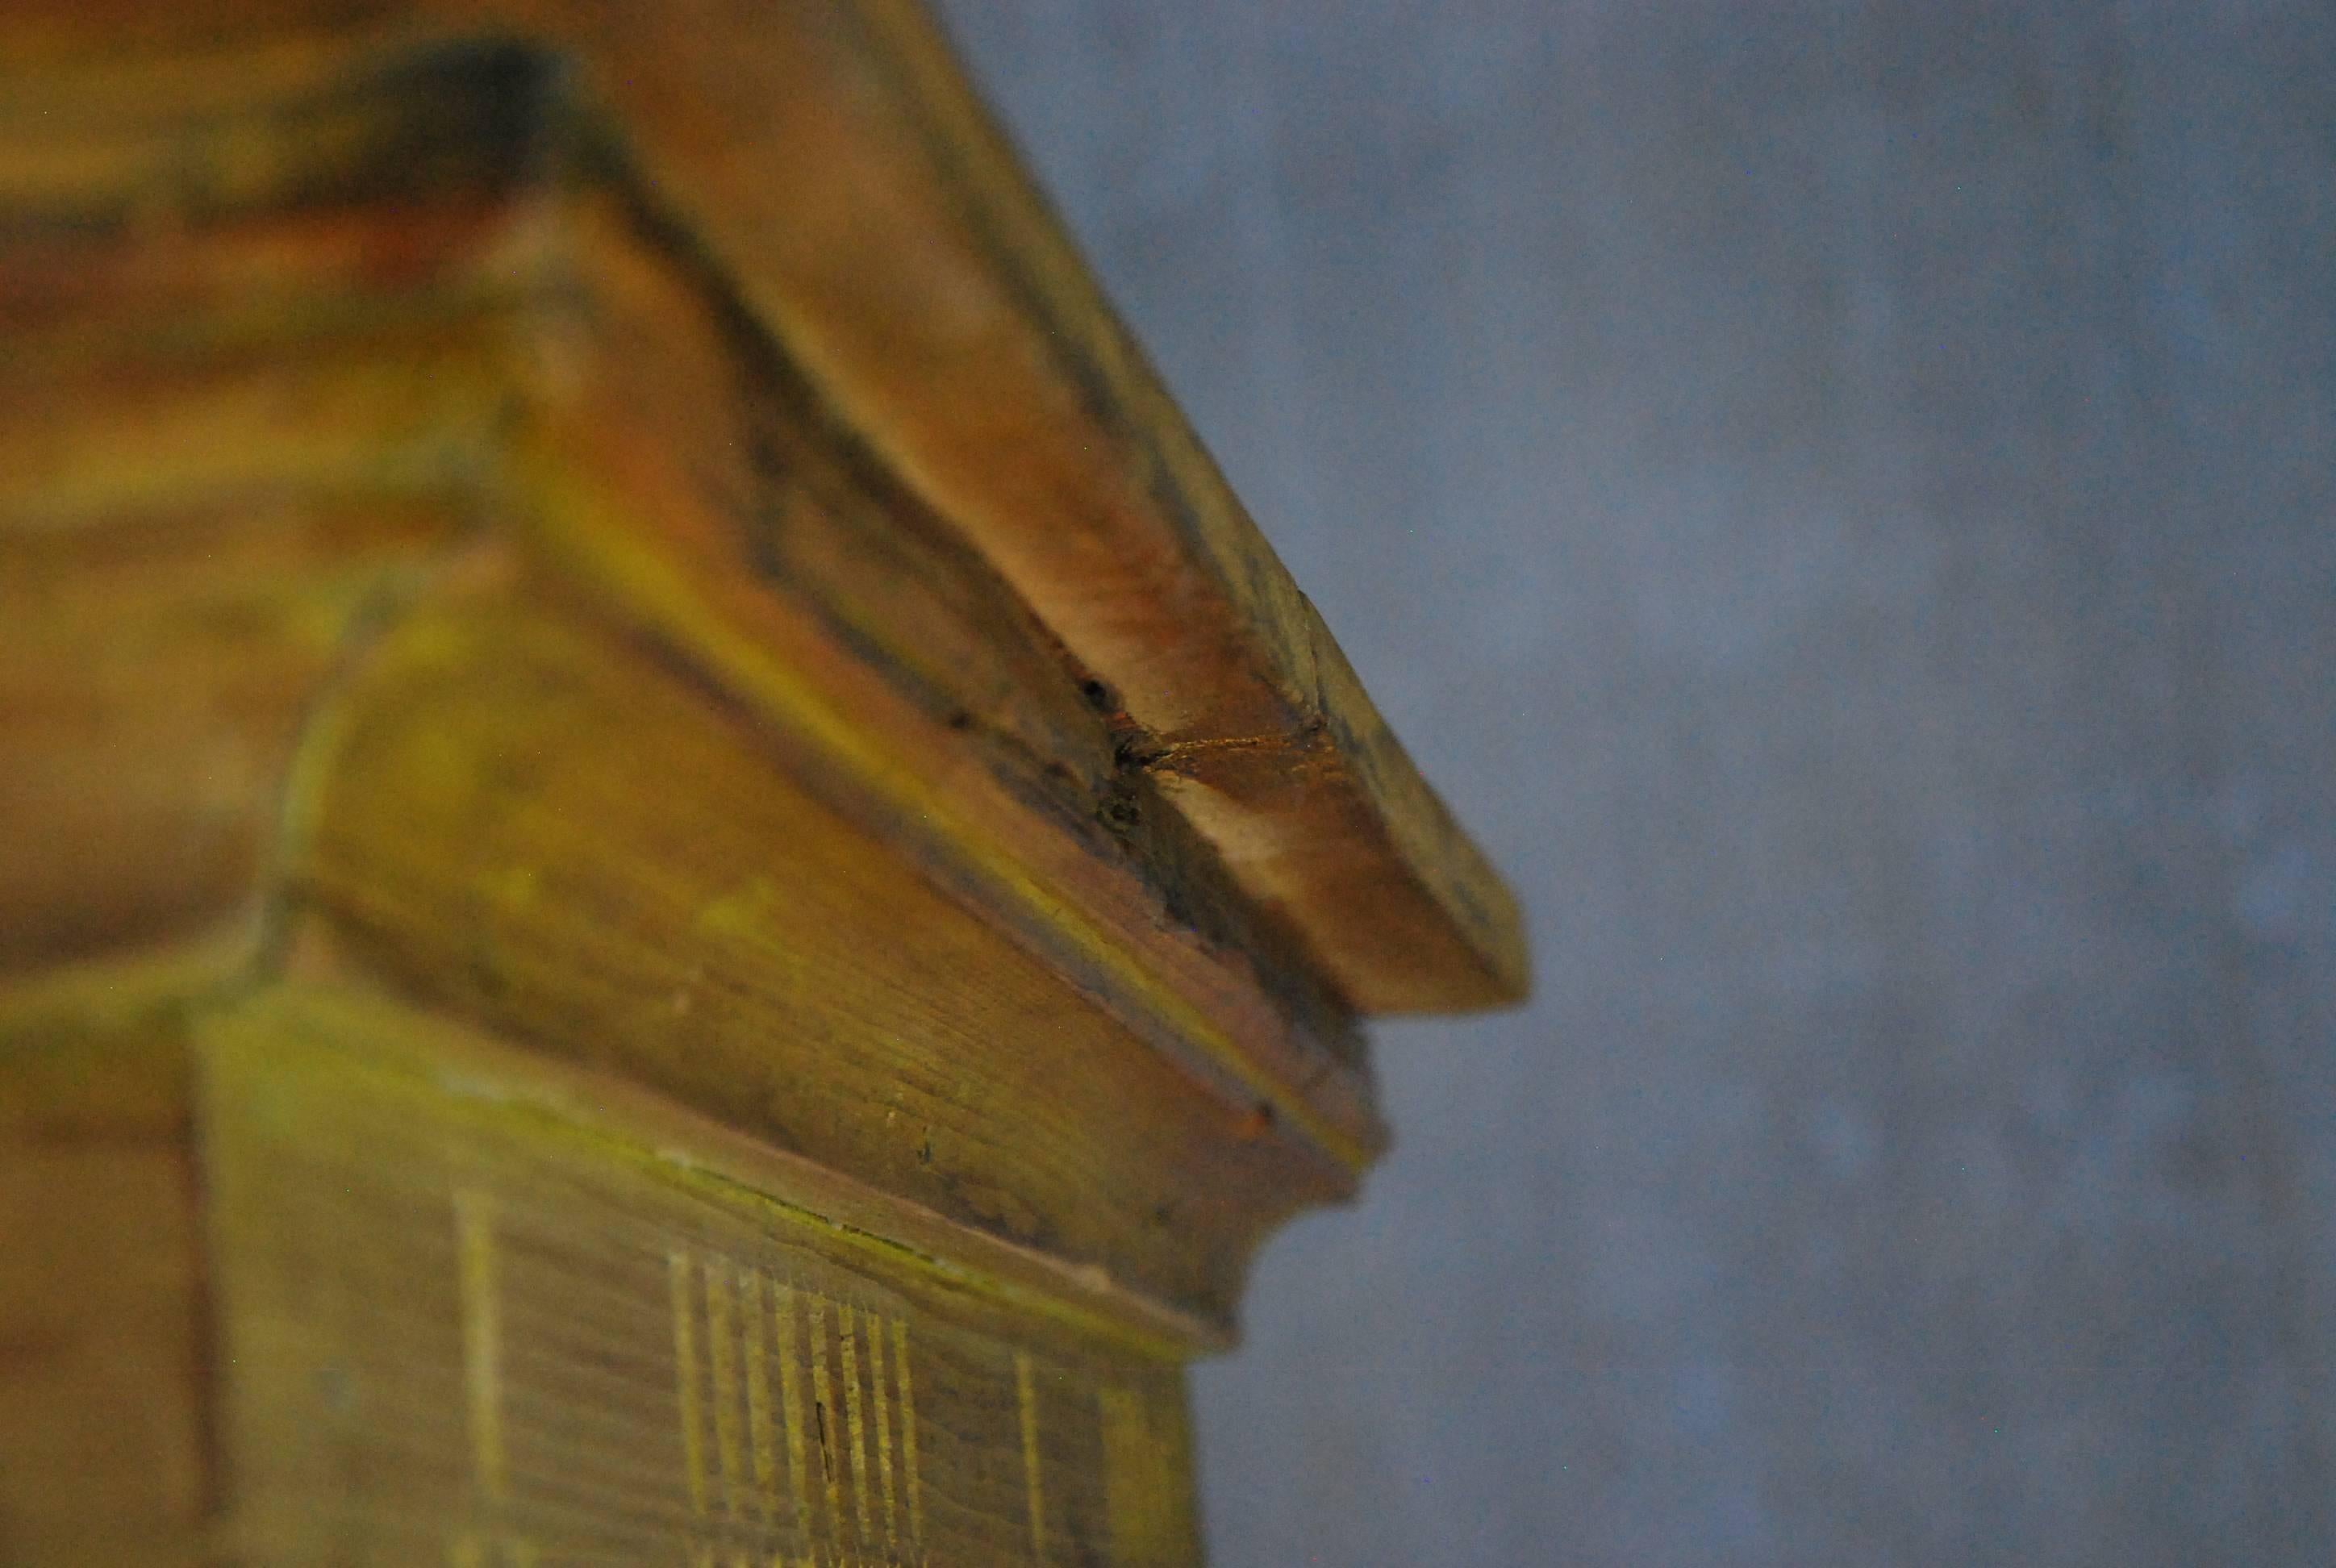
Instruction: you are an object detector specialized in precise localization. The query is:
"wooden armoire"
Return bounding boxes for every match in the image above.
[0,2,1528,1561]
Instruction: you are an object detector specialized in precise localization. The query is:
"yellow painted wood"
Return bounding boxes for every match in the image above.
[0,0,1525,1016]
[200,986,1203,1566]
[0,3,1528,1558]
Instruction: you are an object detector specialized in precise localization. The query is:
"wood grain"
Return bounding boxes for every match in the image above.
[0,7,1530,1561]
[0,1142,208,1563]
[0,0,1527,1015]
[504,174,1387,1164]
[0,23,1388,1170]
[201,985,1204,1566]
[286,573,1353,1330]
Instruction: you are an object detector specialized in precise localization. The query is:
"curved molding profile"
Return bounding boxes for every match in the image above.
[2,0,1528,1018]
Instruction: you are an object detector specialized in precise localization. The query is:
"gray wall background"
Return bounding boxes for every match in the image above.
[936,5,2336,1563]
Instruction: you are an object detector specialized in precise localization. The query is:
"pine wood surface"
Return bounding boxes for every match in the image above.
[203,986,1202,1566]
[288,573,1355,1328]
[0,4,1529,1562]
[0,1137,209,1562]
[0,0,1527,1014]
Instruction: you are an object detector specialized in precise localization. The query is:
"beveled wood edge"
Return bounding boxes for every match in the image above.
[850,0,1531,1015]
[0,0,1529,1016]
[495,177,1391,1172]
[0,60,1391,1186]
[0,928,1241,1356]
[221,965,1237,1359]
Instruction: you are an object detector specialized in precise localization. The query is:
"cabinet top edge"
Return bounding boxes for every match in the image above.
[0,0,1529,1015]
